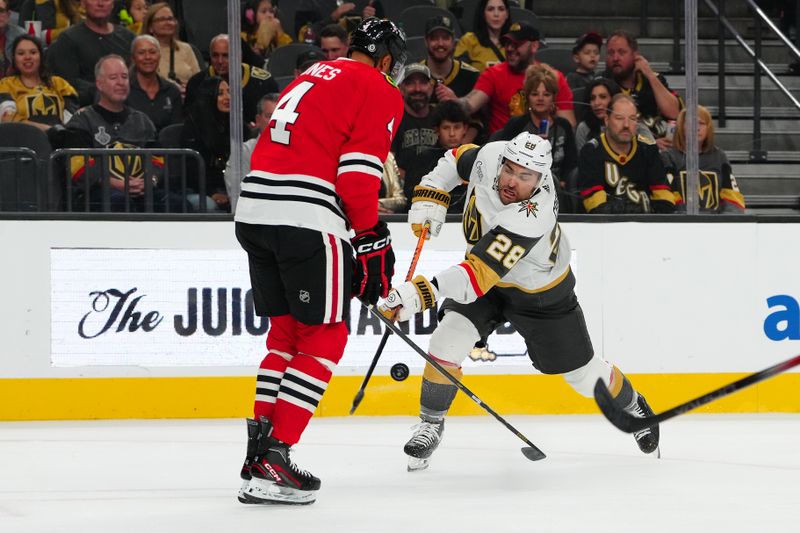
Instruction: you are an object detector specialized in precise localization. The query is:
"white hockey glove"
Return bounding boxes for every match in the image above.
[408,185,450,239]
[382,275,439,322]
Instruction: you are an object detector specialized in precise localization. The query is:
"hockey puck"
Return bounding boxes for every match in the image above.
[390,363,410,381]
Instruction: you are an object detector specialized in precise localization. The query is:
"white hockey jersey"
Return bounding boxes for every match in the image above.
[420,141,572,304]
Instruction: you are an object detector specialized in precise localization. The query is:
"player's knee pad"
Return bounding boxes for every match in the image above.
[428,311,480,366]
[561,355,613,398]
[295,321,348,369]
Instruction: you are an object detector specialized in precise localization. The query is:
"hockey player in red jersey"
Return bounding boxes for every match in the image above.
[234,17,407,505]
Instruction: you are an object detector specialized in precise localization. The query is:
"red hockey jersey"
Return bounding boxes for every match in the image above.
[235,58,404,240]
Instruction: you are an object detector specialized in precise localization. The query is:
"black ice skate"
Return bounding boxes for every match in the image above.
[238,417,278,503]
[625,394,661,457]
[237,418,262,503]
[244,440,321,505]
[404,419,444,471]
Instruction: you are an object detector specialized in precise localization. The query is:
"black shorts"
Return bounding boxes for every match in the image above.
[440,270,594,374]
[235,222,353,325]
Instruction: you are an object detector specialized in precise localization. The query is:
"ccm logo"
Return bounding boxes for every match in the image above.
[356,237,390,254]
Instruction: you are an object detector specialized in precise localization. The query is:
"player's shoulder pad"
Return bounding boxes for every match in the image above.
[250,66,272,80]
[637,133,656,145]
[453,144,480,180]
[587,137,600,149]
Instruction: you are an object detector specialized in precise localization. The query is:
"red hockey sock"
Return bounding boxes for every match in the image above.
[270,321,347,445]
[253,314,297,421]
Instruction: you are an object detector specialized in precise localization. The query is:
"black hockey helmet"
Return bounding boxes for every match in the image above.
[348,17,408,82]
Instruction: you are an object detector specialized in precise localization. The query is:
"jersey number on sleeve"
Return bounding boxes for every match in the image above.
[269,81,315,145]
[486,234,525,269]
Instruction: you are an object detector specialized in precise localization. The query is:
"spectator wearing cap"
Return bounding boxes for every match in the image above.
[604,29,682,151]
[390,63,438,178]
[318,23,349,60]
[459,21,576,134]
[421,14,480,101]
[454,0,511,72]
[294,48,325,77]
[567,32,603,93]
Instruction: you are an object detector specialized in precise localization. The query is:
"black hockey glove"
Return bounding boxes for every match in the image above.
[351,221,395,305]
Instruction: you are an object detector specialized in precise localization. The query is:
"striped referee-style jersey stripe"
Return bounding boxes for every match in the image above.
[338,152,383,180]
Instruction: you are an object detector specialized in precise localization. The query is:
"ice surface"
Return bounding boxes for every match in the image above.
[1,415,798,533]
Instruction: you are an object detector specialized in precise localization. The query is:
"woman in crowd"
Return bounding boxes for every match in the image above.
[241,0,292,59]
[661,105,745,213]
[119,0,149,34]
[126,34,182,132]
[491,64,578,211]
[454,0,510,72]
[143,2,202,90]
[0,34,78,130]
[574,77,654,153]
[181,76,231,212]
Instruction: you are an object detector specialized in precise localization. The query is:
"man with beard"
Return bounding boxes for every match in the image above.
[45,0,136,106]
[421,15,480,101]
[457,22,576,135]
[604,30,682,151]
[384,131,662,472]
[391,63,438,176]
[577,93,675,214]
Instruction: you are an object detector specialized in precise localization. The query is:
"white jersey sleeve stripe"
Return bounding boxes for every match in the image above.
[339,152,383,166]
[337,164,383,179]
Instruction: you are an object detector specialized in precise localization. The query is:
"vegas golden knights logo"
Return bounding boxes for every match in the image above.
[26,93,61,118]
[462,190,483,245]
[108,142,145,180]
[679,170,720,210]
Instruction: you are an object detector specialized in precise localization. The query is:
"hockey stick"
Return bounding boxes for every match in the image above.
[594,353,800,433]
[367,304,546,462]
[350,225,429,415]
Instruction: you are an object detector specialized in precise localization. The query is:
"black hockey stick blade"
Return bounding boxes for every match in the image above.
[368,303,546,462]
[594,353,800,434]
[349,328,392,415]
[349,389,365,416]
[521,446,546,461]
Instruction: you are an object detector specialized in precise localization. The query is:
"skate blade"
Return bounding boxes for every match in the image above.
[407,456,430,472]
[237,479,256,504]
[243,476,317,505]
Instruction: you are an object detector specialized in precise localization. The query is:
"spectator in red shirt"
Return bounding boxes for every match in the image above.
[457,22,576,134]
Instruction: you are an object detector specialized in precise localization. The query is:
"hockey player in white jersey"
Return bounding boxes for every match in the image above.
[382,132,660,471]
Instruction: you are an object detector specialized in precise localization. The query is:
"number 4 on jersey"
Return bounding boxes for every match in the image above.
[270,81,315,145]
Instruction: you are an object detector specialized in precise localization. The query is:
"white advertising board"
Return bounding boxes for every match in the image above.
[0,219,796,377]
[49,248,533,370]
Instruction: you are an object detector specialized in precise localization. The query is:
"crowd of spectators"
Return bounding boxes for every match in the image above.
[0,0,747,214]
